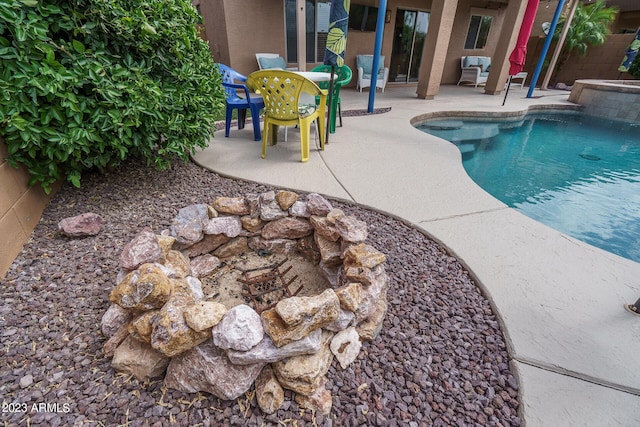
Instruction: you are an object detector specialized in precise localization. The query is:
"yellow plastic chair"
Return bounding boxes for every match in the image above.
[247,70,328,163]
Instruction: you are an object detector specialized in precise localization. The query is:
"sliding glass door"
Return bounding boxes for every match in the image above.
[389,9,429,83]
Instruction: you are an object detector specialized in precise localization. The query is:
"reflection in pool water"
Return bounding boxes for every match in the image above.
[416,112,640,263]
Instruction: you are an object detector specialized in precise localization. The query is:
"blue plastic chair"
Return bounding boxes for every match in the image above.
[217,63,264,141]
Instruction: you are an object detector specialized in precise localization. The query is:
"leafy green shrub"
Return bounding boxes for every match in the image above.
[0,0,224,192]
[628,53,640,79]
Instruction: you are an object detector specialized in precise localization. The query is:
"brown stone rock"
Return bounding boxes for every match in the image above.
[207,205,218,218]
[246,193,260,218]
[58,212,103,237]
[275,190,299,210]
[326,208,345,224]
[112,336,169,381]
[190,254,220,278]
[261,217,313,240]
[204,216,242,238]
[103,323,130,358]
[163,250,191,278]
[297,235,320,263]
[183,301,227,332]
[164,340,264,400]
[335,216,368,243]
[354,269,388,323]
[109,264,172,312]
[129,311,158,344]
[241,216,264,233]
[356,298,387,341]
[262,290,339,347]
[344,265,383,286]
[255,366,284,415]
[101,304,133,337]
[306,193,333,216]
[335,282,363,312]
[343,243,386,269]
[273,330,334,396]
[213,237,248,258]
[211,197,250,216]
[318,261,346,288]
[309,216,340,241]
[181,234,230,258]
[314,234,342,266]
[120,230,163,271]
[157,235,176,259]
[295,377,332,415]
[248,237,298,255]
[150,280,210,357]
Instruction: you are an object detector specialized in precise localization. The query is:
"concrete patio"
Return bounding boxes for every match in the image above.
[192,83,640,426]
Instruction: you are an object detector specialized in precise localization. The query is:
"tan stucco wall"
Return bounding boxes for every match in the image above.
[0,138,57,279]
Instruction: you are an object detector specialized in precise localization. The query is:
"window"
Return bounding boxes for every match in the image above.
[285,0,331,63]
[464,15,493,49]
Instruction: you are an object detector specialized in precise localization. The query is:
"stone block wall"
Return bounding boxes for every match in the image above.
[0,137,57,279]
[568,80,640,123]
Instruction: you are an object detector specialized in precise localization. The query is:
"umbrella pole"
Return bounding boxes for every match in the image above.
[502,76,513,106]
[325,65,336,145]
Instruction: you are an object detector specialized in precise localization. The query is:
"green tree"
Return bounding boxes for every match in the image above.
[0,0,224,192]
[552,0,618,81]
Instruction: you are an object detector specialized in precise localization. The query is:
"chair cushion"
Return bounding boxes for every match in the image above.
[478,57,491,72]
[463,56,479,68]
[298,104,317,117]
[258,56,287,70]
[357,55,385,75]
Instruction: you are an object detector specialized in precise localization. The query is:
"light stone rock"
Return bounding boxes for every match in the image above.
[109,263,172,312]
[112,336,169,381]
[356,298,388,341]
[185,276,205,300]
[207,205,218,218]
[259,191,287,221]
[190,254,220,277]
[120,230,162,271]
[295,377,332,415]
[261,217,313,240]
[211,304,264,351]
[58,212,103,237]
[162,250,191,278]
[213,237,248,258]
[335,282,363,312]
[262,290,339,347]
[248,237,298,255]
[275,190,299,210]
[164,340,264,400]
[326,208,345,224]
[324,308,356,332]
[227,328,322,365]
[343,243,386,269]
[306,193,333,216]
[273,330,334,396]
[314,234,342,266]
[354,270,388,323]
[241,216,264,233]
[246,193,260,218]
[309,216,340,241]
[255,366,284,415]
[276,288,340,326]
[335,216,368,243]
[211,197,250,216]
[181,234,230,258]
[150,279,210,357]
[318,261,346,288]
[330,327,361,369]
[204,216,242,238]
[128,310,158,344]
[157,235,176,259]
[344,265,383,286]
[170,204,209,246]
[101,304,133,337]
[289,200,310,218]
[183,301,227,332]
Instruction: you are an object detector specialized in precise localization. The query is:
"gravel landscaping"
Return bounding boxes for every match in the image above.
[0,158,521,426]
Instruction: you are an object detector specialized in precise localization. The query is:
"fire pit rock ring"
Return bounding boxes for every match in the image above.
[101,190,389,415]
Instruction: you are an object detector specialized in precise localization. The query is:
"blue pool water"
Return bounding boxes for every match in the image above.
[417,112,640,263]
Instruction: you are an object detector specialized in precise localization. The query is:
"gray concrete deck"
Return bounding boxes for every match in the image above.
[192,83,640,426]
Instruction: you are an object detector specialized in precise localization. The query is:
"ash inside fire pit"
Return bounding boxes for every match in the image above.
[101,190,389,415]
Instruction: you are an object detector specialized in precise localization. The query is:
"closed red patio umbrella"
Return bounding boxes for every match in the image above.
[503,0,540,105]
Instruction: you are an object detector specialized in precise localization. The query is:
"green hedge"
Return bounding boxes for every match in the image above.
[0,0,224,192]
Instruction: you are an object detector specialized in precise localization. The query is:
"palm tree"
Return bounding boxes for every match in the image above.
[551,0,618,82]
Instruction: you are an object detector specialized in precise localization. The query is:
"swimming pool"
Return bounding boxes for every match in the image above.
[416,111,640,263]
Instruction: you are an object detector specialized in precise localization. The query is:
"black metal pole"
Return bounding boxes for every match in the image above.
[325,65,336,145]
[502,76,513,106]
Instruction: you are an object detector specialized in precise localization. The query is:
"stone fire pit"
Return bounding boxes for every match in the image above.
[101,191,389,415]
